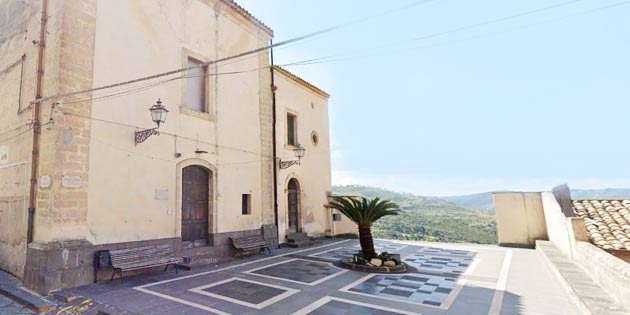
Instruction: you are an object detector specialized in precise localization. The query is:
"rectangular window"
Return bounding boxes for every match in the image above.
[242,194,251,215]
[186,57,207,112]
[287,113,297,146]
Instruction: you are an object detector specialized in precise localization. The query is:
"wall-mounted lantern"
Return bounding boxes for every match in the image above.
[135,98,168,145]
[279,144,305,169]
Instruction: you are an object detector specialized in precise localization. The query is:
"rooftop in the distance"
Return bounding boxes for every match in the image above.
[572,199,630,251]
[220,0,273,36]
[274,65,330,99]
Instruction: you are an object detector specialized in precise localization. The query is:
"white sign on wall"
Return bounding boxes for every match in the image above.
[40,175,51,188]
[155,189,169,200]
[61,175,82,188]
[0,145,7,164]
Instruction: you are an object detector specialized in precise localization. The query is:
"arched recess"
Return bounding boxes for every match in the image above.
[176,158,217,247]
[286,176,302,234]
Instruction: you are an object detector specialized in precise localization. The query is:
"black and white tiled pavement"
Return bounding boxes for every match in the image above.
[52,239,572,315]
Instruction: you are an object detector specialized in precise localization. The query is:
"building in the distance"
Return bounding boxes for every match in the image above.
[0,0,355,294]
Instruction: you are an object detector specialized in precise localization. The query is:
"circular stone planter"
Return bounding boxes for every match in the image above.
[338,260,408,273]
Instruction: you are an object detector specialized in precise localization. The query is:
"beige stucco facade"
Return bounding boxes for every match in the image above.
[493,192,549,247]
[0,0,336,293]
[272,67,357,241]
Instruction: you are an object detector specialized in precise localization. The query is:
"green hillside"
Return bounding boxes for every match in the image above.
[333,185,497,244]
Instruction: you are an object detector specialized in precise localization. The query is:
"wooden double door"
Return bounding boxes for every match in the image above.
[181,165,210,247]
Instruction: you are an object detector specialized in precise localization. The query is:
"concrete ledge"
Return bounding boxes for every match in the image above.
[0,270,57,313]
[574,241,630,311]
[536,241,628,315]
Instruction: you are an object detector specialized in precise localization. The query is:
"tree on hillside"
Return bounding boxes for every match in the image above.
[328,196,400,259]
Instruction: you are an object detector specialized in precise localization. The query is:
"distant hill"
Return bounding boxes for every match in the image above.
[440,188,630,212]
[332,185,497,244]
[441,192,499,212]
[570,188,630,199]
[331,185,630,245]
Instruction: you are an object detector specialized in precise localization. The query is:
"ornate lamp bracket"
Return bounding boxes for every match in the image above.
[279,159,300,169]
[135,127,159,145]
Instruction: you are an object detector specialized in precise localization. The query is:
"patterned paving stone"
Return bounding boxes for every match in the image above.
[312,247,359,260]
[0,295,33,315]
[347,274,458,307]
[416,247,475,257]
[354,243,406,253]
[405,253,473,274]
[305,299,407,315]
[197,279,286,305]
[249,259,343,284]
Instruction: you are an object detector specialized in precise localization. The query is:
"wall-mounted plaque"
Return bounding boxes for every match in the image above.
[61,175,82,188]
[40,175,51,188]
[155,189,168,200]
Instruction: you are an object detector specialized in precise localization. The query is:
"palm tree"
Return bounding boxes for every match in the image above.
[328,196,400,260]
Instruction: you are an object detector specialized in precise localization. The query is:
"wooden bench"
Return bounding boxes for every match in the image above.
[231,235,272,258]
[104,245,183,284]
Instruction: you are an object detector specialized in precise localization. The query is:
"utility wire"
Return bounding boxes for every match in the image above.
[412,0,586,41]
[31,0,439,105]
[275,0,630,68]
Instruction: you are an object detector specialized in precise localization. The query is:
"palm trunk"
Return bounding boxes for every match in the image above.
[358,224,377,259]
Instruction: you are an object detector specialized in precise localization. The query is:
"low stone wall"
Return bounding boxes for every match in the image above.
[574,241,630,311]
[23,237,180,295]
[209,227,278,256]
[23,226,279,295]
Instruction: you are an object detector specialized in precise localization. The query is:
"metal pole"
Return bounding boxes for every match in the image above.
[27,0,48,244]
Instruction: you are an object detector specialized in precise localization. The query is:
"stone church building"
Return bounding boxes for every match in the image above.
[0,0,354,294]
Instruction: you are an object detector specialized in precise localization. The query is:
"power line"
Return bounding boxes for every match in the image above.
[59,111,269,157]
[57,57,337,106]
[31,0,439,106]
[275,0,630,68]
[0,123,32,138]
[411,0,588,42]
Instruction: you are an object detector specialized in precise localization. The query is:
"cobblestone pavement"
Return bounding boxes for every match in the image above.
[54,239,578,315]
[0,294,34,315]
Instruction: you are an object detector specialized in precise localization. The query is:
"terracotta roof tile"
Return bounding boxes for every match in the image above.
[220,0,273,36]
[573,199,630,250]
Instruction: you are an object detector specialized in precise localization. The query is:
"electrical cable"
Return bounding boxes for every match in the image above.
[30,0,440,105]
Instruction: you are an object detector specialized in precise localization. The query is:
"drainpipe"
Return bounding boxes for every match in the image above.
[270,40,280,246]
[27,0,48,244]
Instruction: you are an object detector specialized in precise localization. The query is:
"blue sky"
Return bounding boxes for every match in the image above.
[239,0,630,196]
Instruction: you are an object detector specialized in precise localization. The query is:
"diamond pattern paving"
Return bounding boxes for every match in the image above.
[312,247,359,260]
[250,259,342,284]
[348,274,458,307]
[405,254,473,274]
[416,247,474,257]
[198,279,286,305]
[305,299,407,315]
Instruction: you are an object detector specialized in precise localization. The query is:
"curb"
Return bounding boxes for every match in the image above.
[0,272,57,313]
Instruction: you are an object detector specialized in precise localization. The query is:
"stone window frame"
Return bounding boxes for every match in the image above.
[242,193,252,215]
[180,48,214,121]
[285,108,299,150]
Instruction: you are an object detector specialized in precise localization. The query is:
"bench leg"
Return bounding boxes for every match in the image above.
[164,265,169,272]
[120,271,124,286]
[110,269,117,281]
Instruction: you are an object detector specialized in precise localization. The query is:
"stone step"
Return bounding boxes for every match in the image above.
[284,239,321,248]
[536,240,628,315]
[287,232,308,241]
[0,271,57,313]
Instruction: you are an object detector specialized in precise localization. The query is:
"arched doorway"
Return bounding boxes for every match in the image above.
[287,178,301,233]
[181,165,210,247]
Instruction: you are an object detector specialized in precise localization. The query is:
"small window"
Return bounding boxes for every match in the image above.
[287,113,297,146]
[311,131,319,146]
[186,57,207,112]
[242,194,251,215]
